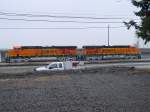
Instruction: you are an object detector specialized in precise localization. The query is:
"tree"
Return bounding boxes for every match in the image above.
[125,0,150,44]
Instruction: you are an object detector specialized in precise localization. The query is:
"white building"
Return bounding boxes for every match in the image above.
[0,50,7,62]
[0,53,1,62]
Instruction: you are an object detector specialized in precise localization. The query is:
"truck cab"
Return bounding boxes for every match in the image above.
[47,62,64,71]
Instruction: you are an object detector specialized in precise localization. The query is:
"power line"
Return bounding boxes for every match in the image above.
[0,17,126,23]
[0,26,126,30]
[0,11,139,20]
[0,17,127,24]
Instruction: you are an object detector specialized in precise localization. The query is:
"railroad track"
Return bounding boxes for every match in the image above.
[0,59,150,67]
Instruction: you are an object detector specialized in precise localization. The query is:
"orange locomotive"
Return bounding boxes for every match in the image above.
[82,45,141,60]
[6,46,77,62]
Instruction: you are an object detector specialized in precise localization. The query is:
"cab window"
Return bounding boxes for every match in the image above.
[59,63,63,68]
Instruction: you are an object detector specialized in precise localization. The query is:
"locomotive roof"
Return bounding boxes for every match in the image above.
[17,46,77,49]
[51,46,77,48]
[83,45,131,48]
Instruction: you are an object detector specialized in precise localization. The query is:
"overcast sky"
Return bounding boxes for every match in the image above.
[0,0,149,49]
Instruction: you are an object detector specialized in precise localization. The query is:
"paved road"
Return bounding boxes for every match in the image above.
[0,66,38,74]
[83,62,150,69]
[0,62,150,74]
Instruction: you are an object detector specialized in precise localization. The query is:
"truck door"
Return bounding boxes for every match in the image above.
[58,63,64,70]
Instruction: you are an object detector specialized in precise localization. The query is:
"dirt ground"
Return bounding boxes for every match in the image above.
[0,67,150,112]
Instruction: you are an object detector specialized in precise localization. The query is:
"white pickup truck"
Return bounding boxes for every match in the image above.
[34,61,73,71]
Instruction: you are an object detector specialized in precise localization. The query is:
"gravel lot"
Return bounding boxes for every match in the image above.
[0,67,150,112]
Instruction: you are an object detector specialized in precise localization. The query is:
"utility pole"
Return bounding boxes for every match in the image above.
[108,24,110,46]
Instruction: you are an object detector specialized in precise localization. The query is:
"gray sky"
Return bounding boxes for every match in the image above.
[0,0,149,48]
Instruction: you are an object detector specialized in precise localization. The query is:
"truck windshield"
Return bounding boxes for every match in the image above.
[49,64,57,69]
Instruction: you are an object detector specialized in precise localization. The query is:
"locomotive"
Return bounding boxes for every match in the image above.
[6,46,77,62]
[6,45,141,62]
[82,45,141,60]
